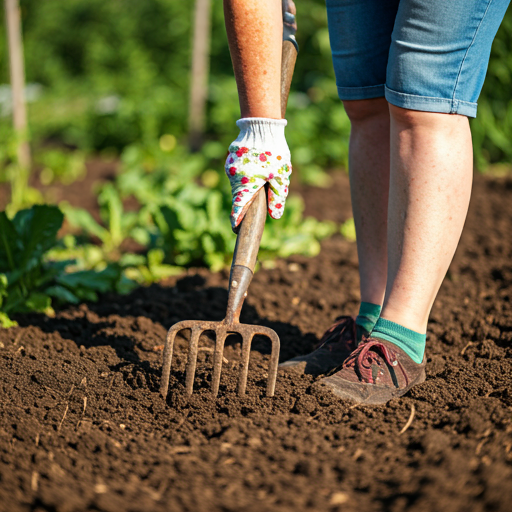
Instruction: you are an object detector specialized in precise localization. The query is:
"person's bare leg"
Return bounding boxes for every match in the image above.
[381,105,473,333]
[343,98,390,305]
[279,98,390,372]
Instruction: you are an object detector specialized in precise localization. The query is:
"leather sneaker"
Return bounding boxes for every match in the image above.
[279,316,357,375]
[318,337,426,405]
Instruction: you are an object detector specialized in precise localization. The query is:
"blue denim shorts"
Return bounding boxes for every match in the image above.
[326,0,510,117]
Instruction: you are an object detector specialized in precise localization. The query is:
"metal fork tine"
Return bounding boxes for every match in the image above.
[266,331,281,397]
[211,328,227,398]
[161,321,281,399]
[237,332,254,396]
[185,326,202,396]
[160,325,178,399]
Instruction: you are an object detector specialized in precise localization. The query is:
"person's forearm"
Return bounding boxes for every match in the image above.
[223,0,282,119]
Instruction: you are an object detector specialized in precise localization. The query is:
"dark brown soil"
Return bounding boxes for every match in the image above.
[1,168,512,512]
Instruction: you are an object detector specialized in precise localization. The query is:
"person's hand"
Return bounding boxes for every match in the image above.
[282,0,297,33]
[225,118,292,231]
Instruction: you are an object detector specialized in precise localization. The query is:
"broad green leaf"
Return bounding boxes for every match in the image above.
[298,164,332,187]
[0,273,7,308]
[279,234,320,259]
[124,267,148,284]
[0,312,17,328]
[25,292,53,314]
[176,182,210,207]
[159,205,180,239]
[64,206,109,242]
[130,226,151,246]
[73,288,98,302]
[201,234,216,255]
[13,205,64,268]
[1,285,24,313]
[0,273,7,292]
[116,274,139,294]
[56,268,116,293]
[146,264,184,280]
[119,253,146,267]
[98,183,124,248]
[174,202,199,231]
[147,248,165,267]
[205,253,225,273]
[46,285,80,304]
[174,253,192,266]
[206,191,222,223]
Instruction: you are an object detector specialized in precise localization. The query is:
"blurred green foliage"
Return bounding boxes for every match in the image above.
[0,0,508,172]
[471,11,512,169]
[0,140,335,324]
[93,141,336,273]
[0,0,352,179]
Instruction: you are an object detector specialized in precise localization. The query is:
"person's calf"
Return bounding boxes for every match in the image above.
[343,97,390,306]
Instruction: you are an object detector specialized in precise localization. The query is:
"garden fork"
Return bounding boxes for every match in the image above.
[160,3,298,399]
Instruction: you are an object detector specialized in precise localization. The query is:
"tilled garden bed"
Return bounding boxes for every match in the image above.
[1,171,512,512]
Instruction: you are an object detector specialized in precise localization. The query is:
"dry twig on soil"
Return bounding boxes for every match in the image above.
[399,404,416,435]
[461,341,474,355]
[57,404,69,432]
[31,471,38,492]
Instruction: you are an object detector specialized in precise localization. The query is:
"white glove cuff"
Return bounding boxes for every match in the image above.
[234,118,289,155]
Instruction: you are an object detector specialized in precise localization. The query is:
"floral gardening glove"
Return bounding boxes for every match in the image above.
[225,118,292,231]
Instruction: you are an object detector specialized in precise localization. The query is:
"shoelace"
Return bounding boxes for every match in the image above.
[344,339,404,384]
[315,316,356,351]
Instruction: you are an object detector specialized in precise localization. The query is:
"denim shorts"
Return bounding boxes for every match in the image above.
[326,0,510,117]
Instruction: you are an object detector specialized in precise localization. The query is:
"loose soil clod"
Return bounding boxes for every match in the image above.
[1,171,512,512]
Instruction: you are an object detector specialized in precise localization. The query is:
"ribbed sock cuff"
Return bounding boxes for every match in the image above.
[371,317,426,364]
[355,302,381,342]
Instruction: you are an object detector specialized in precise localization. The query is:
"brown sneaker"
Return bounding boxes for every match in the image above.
[318,337,426,405]
[279,316,357,375]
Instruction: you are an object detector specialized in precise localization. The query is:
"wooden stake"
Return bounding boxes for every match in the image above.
[188,0,211,152]
[4,0,30,169]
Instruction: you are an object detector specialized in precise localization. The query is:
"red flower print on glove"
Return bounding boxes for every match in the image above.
[224,117,292,231]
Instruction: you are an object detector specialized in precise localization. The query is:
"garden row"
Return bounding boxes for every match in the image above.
[0,140,354,327]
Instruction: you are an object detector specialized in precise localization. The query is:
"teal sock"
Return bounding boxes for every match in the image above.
[355,302,382,343]
[371,317,426,364]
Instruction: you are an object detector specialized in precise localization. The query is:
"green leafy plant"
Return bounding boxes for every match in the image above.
[121,249,183,284]
[63,182,149,260]
[150,185,236,271]
[0,204,136,327]
[0,205,64,324]
[114,142,338,271]
[260,196,336,259]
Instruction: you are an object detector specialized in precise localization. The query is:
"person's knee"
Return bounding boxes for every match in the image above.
[388,103,467,129]
[388,103,428,127]
[343,97,389,125]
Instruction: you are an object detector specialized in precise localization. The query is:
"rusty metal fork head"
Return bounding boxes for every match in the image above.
[159,318,280,399]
